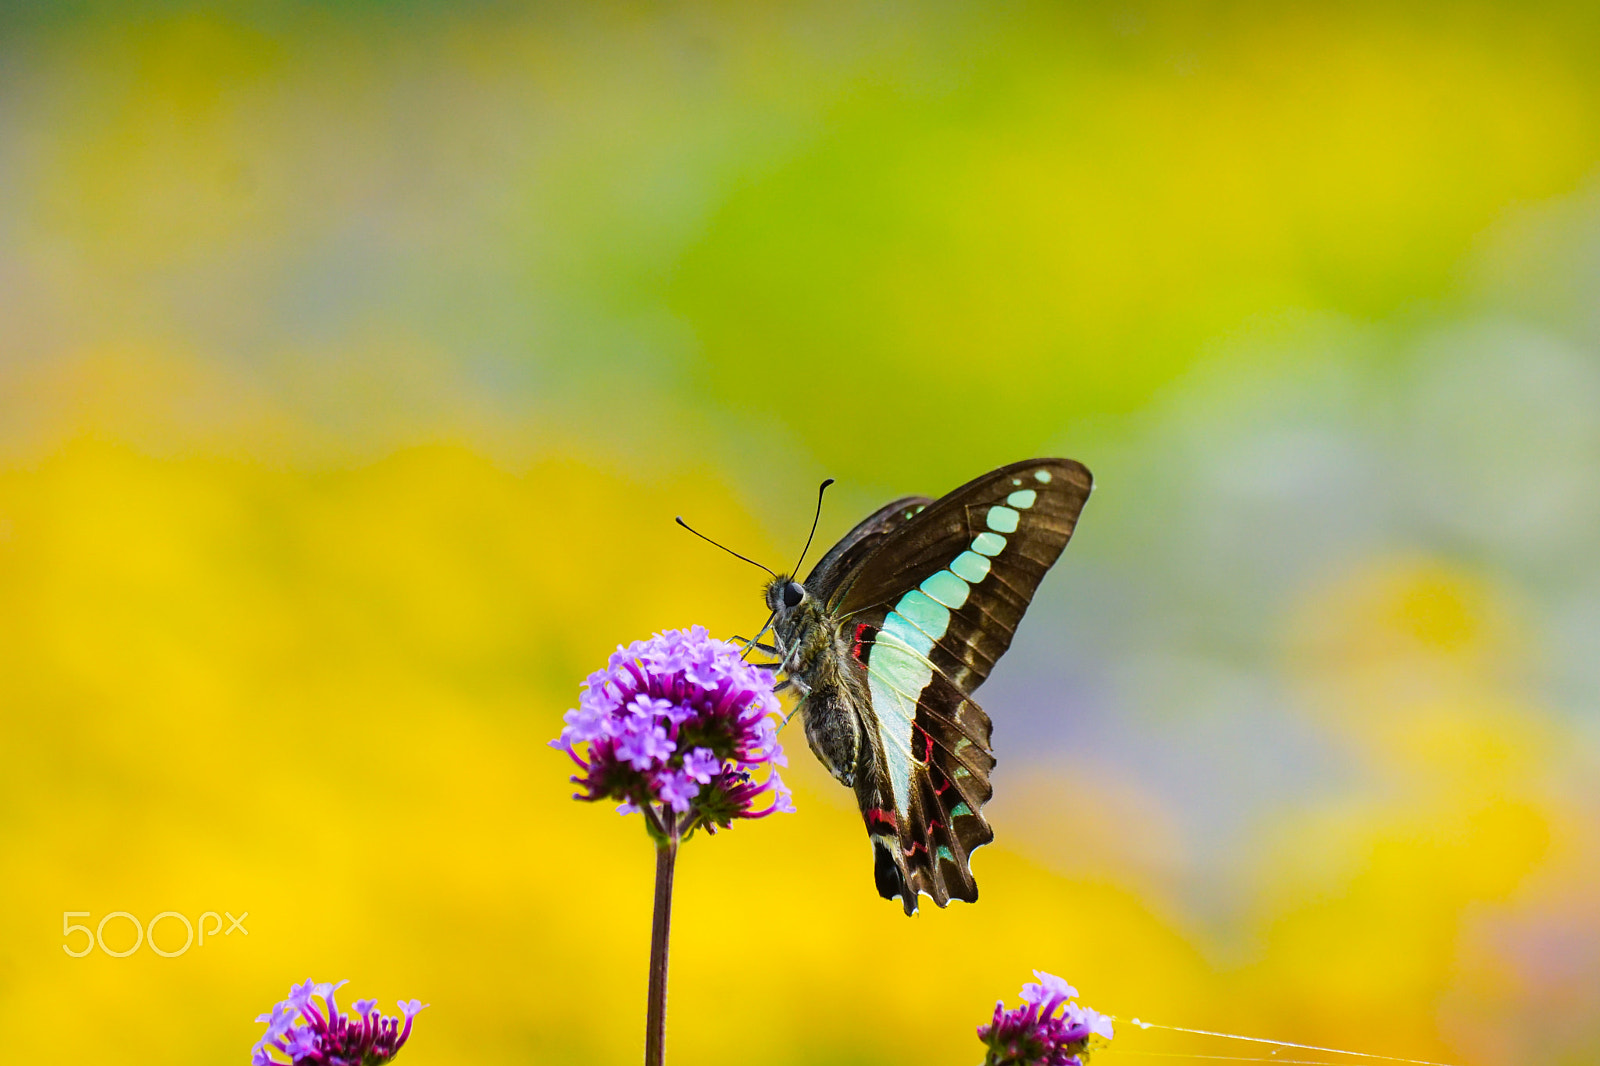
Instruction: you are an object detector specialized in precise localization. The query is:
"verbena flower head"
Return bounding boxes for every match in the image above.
[977,970,1114,1066]
[551,625,792,835]
[251,979,427,1065]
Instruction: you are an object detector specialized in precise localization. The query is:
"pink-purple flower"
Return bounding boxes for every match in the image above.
[551,625,793,834]
[251,979,426,1065]
[977,970,1114,1066]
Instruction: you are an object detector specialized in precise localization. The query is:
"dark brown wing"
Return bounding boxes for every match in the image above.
[853,667,995,914]
[835,458,1092,694]
[802,495,933,602]
[832,458,1092,913]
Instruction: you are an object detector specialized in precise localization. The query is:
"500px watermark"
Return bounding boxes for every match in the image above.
[62,910,248,958]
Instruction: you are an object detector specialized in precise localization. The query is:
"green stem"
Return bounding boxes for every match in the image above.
[644,816,679,1066]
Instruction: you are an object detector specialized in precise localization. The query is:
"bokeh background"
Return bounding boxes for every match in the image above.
[4,2,1600,1063]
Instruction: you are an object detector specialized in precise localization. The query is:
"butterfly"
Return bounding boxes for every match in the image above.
[746,458,1092,915]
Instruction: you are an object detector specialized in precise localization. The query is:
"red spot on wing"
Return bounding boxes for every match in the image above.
[852,622,873,666]
[865,807,898,831]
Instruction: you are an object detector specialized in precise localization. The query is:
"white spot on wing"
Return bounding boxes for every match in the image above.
[921,570,970,608]
[950,550,991,583]
[986,505,1019,533]
[972,532,1006,556]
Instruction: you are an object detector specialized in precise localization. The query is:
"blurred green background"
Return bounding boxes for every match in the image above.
[4,2,1600,1063]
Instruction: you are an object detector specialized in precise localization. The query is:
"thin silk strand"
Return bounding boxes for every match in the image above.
[1101,1051,1388,1064]
[1112,1018,1458,1066]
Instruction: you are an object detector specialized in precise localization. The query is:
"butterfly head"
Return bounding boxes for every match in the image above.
[764,575,807,614]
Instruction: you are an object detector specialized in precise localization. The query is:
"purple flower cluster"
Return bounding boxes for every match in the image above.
[251,979,426,1066]
[551,625,793,833]
[977,971,1114,1066]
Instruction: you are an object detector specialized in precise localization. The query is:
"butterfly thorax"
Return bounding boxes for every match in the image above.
[767,576,871,789]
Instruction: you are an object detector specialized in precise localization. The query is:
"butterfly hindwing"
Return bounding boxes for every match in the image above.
[854,663,996,913]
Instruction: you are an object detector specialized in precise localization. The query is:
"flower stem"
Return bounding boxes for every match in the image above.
[644,818,679,1066]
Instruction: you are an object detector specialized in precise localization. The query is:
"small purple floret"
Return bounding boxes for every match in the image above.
[977,970,1113,1066]
[1021,971,1077,1007]
[615,720,676,771]
[551,625,792,832]
[250,979,424,1065]
[682,747,721,784]
[654,768,701,813]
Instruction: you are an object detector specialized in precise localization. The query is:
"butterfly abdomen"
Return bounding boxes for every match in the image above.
[801,686,862,787]
[782,605,874,791]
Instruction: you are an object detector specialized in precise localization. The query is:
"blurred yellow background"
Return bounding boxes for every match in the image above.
[3,2,1600,1063]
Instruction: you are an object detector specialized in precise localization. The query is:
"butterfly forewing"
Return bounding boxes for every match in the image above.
[802,495,932,603]
[835,458,1091,693]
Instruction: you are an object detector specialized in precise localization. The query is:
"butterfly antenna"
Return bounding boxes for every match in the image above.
[675,516,778,577]
[789,478,835,579]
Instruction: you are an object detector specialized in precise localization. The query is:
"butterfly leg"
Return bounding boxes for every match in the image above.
[731,635,781,656]
[736,614,778,661]
[770,675,811,696]
[737,636,786,674]
[773,648,811,694]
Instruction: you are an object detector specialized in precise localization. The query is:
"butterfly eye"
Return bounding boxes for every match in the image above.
[783,581,805,608]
